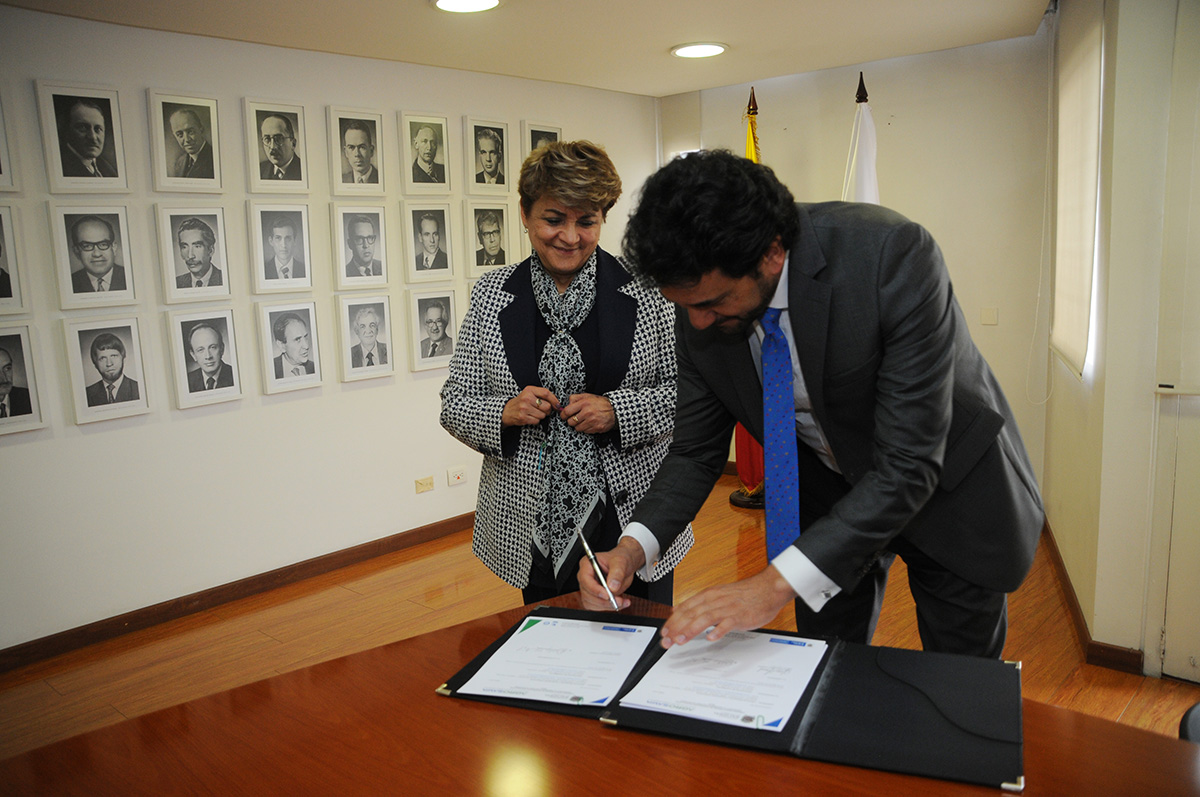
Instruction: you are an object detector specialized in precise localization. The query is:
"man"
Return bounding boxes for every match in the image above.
[69,215,127,293]
[474,128,504,185]
[259,113,302,181]
[185,323,234,392]
[0,347,32,418]
[415,214,447,271]
[474,210,505,266]
[584,150,1043,660]
[58,98,117,178]
[84,332,139,407]
[341,120,378,185]
[175,217,223,289]
[411,124,444,183]
[272,312,314,379]
[349,307,387,368]
[264,216,305,280]
[344,215,382,278]
[419,301,453,358]
[168,107,214,179]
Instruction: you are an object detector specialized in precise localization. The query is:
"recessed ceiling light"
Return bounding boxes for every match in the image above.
[670,43,727,59]
[433,0,500,12]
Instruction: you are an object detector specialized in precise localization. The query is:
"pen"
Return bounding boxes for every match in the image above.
[577,528,620,611]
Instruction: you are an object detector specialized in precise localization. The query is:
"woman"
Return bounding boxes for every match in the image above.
[440,140,691,604]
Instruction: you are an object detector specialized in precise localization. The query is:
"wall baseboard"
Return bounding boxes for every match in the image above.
[0,512,474,675]
[1040,520,1145,675]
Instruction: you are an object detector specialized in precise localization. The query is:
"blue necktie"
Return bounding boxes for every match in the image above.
[761,308,800,559]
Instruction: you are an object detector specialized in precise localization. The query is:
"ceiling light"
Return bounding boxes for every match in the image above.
[671,43,727,59]
[433,0,500,12]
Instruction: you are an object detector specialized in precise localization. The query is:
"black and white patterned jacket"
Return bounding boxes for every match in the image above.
[440,248,693,587]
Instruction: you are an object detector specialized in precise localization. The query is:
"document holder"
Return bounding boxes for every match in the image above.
[438,605,1024,791]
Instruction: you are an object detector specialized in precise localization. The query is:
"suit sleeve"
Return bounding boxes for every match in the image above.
[604,289,678,451]
[439,281,512,458]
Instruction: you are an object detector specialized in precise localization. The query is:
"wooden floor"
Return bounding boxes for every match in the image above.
[2,475,1198,760]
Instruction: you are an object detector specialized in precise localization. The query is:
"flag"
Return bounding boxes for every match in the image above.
[841,72,880,204]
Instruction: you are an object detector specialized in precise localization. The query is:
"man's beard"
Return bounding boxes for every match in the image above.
[712,271,776,337]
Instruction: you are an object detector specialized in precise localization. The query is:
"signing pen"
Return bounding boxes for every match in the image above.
[577,528,620,611]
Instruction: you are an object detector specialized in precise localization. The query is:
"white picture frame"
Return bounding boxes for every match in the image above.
[521,120,562,158]
[408,288,457,372]
[464,116,510,196]
[337,294,395,382]
[400,112,452,195]
[0,91,17,192]
[404,201,456,284]
[329,107,385,197]
[148,90,223,193]
[258,300,322,394]
[249,202,312,294]
[36,80,129,194]
[50,203,138,310]
[167,308,244,409]
[64,315,150,424]
[0,324,46,435]
[245,98,309,193]
[465,200,516,277]
[0,205,27,314]
[156,204,231,304]
[331,204,389,291]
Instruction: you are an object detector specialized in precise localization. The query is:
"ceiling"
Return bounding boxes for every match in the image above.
[6,0,1051,98]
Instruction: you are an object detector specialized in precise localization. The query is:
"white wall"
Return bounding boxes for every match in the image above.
[0,7,659,649]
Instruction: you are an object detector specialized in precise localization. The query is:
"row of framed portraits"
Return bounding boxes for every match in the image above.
[0,199,515,314]
[0,287,460,433]
[6,80,559,198]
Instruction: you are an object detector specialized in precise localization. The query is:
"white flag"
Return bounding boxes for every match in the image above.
[841,101,879,204]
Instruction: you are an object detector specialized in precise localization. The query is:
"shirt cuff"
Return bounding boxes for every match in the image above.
[771,546,842,612]
[619,522,660,581]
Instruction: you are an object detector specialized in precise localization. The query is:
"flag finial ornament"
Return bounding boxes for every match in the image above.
[856,72,868,103]
[747,87,758,115]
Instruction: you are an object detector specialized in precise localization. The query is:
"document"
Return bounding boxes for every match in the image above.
[619,631,827,731]
[457,616,657,707]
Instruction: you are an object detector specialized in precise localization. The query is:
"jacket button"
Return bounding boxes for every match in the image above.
[614,489,629,505]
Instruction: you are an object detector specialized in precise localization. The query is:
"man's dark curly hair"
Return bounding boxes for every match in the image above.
[622,149,798,287]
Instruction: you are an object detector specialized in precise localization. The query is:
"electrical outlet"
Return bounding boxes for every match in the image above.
[415,476,434,494]
[447,466,466,486]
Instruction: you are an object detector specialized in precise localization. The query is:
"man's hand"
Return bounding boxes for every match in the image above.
[660,566,797,648]
[578,536,646,611]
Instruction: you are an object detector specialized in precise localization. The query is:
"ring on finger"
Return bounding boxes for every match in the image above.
[535,398,542,408]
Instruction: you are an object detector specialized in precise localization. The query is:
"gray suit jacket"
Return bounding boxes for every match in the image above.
[631,202,1043,595]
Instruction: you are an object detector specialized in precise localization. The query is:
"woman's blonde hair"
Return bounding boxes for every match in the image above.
[518,140,622,217]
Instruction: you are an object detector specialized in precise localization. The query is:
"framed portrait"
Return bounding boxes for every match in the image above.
[465,200,516,278]
[249,202,312,294]
[464,117,510,197]
[337,294,394,382]
[64,315,150,424]
[0,324,46,435]
[0,91,16,192]
[258,300,322,394]
[167,308,243,409]
[245,99,309,193]
[329,107,385,197]
[408,288,457,371]
[400,112,452,195]
[36,80,129,194]
[148,91,222,193]
[404,201,456,284]
[50,203,138,310]
[332,204,388,291]
[521,121,561,158]
[156,205,231,304]
[0,205,27,314]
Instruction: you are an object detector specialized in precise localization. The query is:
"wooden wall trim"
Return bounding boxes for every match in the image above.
[0,512,474,675]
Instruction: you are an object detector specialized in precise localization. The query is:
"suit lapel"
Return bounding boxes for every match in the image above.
[592,251,636,393]
[789,204,831,424]
[498,262,539,389]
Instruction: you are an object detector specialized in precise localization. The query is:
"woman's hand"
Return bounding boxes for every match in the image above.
[561,393,615,435]
[501,387,560,427]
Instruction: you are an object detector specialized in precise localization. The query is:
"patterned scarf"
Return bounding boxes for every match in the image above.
[530,251,605,575]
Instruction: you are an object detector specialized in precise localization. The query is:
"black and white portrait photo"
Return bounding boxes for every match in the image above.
[0,92,16,192]
[406,202,454,283]
[408,289,456,371]
[465,117,509,196]
[149,91,222,192]
[330,108,385,196]
[157,206,230,303]
[64,316,150,424]
[52,205,137,310]
[259,301,321,393]
[401,112,451,195]
[522,120,562,158]
[245,99,308,193]
[333,205,387,291]
[250,204,312,293]
[338,294,393,381]
[467,202,513,277]
[0,325,45,435]
[0,205,25,313]
[37,81,128,193]
[168,309,242,408]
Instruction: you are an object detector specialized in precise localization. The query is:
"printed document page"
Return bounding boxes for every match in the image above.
[458,616,657,707]
[619,631,827,731]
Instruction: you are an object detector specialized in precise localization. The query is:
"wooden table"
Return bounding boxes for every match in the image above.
[3,595,1199,795]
